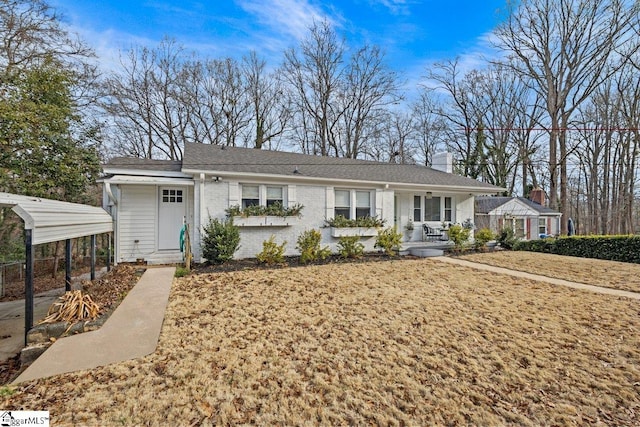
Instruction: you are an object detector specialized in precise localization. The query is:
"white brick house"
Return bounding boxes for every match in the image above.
[101,143,502,263]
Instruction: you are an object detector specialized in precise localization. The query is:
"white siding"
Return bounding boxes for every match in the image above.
[118,185,157,262]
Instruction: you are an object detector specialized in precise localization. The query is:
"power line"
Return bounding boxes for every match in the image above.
[463,127,640,132]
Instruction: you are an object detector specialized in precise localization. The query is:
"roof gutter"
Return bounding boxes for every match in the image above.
[181,168,504,194]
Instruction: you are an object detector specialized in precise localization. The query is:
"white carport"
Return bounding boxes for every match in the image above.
[0,193,113,343]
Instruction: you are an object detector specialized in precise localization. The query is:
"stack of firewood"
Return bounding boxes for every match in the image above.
[40,290,100,323]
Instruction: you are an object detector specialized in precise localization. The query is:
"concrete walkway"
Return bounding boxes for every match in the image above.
[434,257,640,300]
[14,267,175,384]
[0,268,107,363]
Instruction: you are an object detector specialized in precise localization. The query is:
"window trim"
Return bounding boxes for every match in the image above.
[239,184,287,209]
[538,217,547,235]
[413,195,421,222]
[334,188,374,220]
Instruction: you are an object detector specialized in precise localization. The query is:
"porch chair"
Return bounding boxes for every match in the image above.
[423,224,443,241]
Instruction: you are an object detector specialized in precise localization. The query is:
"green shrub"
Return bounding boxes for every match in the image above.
[296,229,331,264]
[513,238,553,253]
[201,217,240,264]
[515,235,640,264]
[337,235,364,259]
[473,228,495,250]
[325,215,386,228]
[375,227,403,256]
[174,266,190,278]
[225,202,304,218]
[256,235,287,264]
[448,224,471,249]
[497,227,518,250]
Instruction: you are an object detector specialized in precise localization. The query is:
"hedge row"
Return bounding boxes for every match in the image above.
[513,235,640,264]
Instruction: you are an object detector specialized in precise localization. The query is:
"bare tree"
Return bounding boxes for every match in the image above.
[573,63,640,235]
[426,59,491,179]
[282,20,344,156]
[410,89,446,166]
[480,63,545,194]
[242,51,290,149]
[494,0,640,233]
[0,0,93,73]
[335,44,401,158]
[365,110,416,163]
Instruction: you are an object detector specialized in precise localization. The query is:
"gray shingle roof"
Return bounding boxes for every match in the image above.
[105,157,182,172]
[475,196,561,215]
[181,143,502,191]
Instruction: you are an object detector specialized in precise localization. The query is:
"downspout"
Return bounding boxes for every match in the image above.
[104,181,117,206]
[197,173,206,262]
[104,181,119,265]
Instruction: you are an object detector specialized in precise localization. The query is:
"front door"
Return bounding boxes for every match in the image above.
[158,187,186,250]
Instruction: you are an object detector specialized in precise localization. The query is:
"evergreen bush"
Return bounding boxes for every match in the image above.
[296,229,331,264]
[337,235,364,259]
[201,217,240,264]
[473,228,495,251]
[448,224,471,250]
[256,235,287,264]
[375,227,403,256]
[497,227,518,250]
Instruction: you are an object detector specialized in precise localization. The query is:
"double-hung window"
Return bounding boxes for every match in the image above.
[413,196,422,222]
[335,190,351,219]
[241,184,285,209]
[266,186,283,207]
[538,218,547,235]
[355,191,371,218]
[444,197,452,222]
[334,189,373,219]
[241,185,260,209]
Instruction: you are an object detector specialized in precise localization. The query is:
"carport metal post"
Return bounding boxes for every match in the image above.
[91,234,96,280]
[107,233,111,272]
[24,228,34,345]
[65,238,72,292]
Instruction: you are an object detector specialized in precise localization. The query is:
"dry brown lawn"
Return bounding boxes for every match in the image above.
[3,258,640,426]
[458,251,640,293]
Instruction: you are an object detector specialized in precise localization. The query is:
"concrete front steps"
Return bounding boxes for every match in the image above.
[400,241,452,258]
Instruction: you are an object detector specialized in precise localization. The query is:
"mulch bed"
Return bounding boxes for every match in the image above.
[194,252,405,274]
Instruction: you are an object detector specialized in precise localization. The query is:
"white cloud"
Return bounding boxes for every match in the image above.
[237,0,335,41]
[371,0,410,16]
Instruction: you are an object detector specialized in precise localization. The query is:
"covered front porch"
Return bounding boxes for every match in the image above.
[393,190,476,243]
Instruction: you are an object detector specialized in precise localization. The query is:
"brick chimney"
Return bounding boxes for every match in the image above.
[529,187,545,206]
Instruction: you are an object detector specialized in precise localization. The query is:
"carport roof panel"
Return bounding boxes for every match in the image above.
[0,192,113,245]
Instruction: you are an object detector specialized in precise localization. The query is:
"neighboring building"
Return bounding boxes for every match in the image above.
[101,144,503,263]
[475,190,562,240]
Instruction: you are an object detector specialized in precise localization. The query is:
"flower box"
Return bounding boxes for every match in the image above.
[330,227,379,237]
[233,216,298,227]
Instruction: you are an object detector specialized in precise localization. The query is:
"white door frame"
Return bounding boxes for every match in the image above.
[158,186,187,250]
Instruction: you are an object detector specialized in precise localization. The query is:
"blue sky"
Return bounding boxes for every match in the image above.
[50,0,509,86]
